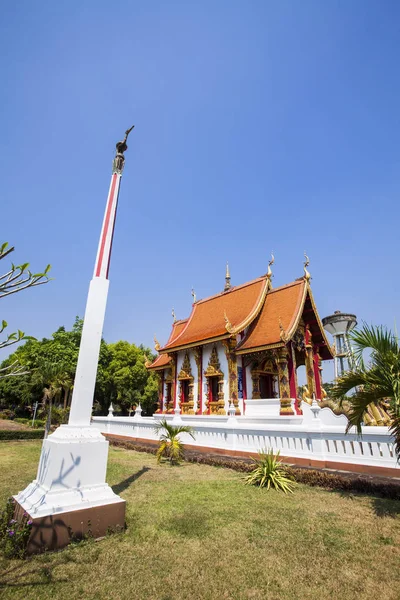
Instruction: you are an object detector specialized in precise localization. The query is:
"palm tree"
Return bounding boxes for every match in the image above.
[154,418,195,465]
[330,323,400,459]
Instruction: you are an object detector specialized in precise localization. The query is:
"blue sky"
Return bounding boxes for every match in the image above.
[1,1,399,382]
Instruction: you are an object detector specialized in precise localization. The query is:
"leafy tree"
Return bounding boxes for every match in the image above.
[330,324,400,459]
[0,318,158,417]
[0,241,51,378]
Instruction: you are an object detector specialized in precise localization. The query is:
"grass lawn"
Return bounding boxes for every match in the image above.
[0,441,399,600]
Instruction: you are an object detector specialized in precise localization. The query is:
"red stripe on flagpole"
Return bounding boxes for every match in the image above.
[95,173,118,277]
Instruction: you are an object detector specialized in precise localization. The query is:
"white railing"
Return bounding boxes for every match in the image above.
[91,403,399,472]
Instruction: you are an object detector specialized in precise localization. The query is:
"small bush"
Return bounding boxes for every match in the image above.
[154,419,195,465]
[0,430,45,440]
[31,419,45,429]
[245,449,297,493]
[0,498,32,559]
[14,418,29,425]
[0,410,15,420]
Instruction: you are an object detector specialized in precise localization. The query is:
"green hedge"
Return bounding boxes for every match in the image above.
[0,430,45,440]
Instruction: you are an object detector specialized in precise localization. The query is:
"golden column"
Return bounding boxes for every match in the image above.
[304,325,316,403]
[276,348,294,415]
[223,338,240,415]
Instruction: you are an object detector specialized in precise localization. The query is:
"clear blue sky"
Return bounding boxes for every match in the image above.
[1,1,399,382]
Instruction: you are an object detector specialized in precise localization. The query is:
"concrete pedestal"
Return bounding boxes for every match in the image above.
[14,425,125,553]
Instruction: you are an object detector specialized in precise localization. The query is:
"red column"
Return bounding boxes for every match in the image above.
[288,343,302,415]
[173,354,178,409]
[313,347,322,400]
[196,347,203,415]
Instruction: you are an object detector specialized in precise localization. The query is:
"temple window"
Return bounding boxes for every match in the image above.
[259,374,273,398]
[209,377,219,402]
[181,380,190,403]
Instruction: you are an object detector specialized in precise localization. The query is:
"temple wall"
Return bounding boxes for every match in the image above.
[92,402,399,475]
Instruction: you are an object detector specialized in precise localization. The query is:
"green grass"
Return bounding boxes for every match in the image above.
[0,441,399,600]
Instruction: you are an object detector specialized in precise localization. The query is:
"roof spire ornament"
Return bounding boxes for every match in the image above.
[191,288,197,303]
[303,252,311,281]
[224,262,231,292]
[154,335,161,352]
[172,308,177,323]
[266,253,275,281]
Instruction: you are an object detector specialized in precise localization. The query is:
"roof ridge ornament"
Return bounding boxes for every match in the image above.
[191,288,197,303]
[266,253,275,281]
[172,308,177,323]
[224,310,234,334]
[303,252,311,281]
[224,262,231,291]
[279,316,288,342]
[154,335,161,352]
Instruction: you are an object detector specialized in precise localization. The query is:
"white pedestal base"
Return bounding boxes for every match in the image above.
[15,425,122,518]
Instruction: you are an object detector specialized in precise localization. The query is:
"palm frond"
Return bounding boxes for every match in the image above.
[350,323,398,366]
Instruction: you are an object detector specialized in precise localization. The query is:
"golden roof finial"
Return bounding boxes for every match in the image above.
[224,262,231,291]
[191,288,197,303]
[172,308,176,323]
[304,252,311,281]
[145,356,153,368]
[267,253,275,280]
[154,335,161,352]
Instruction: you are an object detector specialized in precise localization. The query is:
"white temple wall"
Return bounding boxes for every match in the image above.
[189,350,197,411]
[245,364,253,400]
[92,402,399,472]
[202,344,212,404]
[216,341,229,411]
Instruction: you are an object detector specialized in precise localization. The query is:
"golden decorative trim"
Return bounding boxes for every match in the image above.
[177,351,193,381]
[223,338,240,414]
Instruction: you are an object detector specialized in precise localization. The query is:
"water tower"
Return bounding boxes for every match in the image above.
[322,311,357,379]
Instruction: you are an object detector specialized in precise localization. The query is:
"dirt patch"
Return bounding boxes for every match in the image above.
[0,419,30,431]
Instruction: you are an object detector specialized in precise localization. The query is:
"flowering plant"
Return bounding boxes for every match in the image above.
[0,498,33,558]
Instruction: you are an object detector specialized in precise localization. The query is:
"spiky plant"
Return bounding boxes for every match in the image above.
[154,418,195,465]
[245,449,296,493]
[330,323,400,460]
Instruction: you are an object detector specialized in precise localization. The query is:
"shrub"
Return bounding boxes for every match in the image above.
[14,418,29,425]
[0,430,45,440]
[31,419,45,429]
[0,410,15,420]
[154,419,195,465]
[245,449,297,493]
[0,498,33,559]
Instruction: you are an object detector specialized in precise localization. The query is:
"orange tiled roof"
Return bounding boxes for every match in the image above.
[147,319,189,369]
[161,276,268,352]
[236,280,306,353]
[146,353,171,370]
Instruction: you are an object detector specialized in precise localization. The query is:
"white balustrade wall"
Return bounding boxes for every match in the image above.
[91,403,399,472]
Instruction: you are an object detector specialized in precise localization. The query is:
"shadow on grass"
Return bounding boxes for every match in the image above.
[112,466,151,495]
[372,497,400,518]
[0,562,68,589]
[162,509,211,539]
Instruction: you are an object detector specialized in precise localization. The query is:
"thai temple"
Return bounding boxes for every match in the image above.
[147,257,336,418]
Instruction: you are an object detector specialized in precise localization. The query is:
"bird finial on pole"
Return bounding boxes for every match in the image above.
[113,125,135,174]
